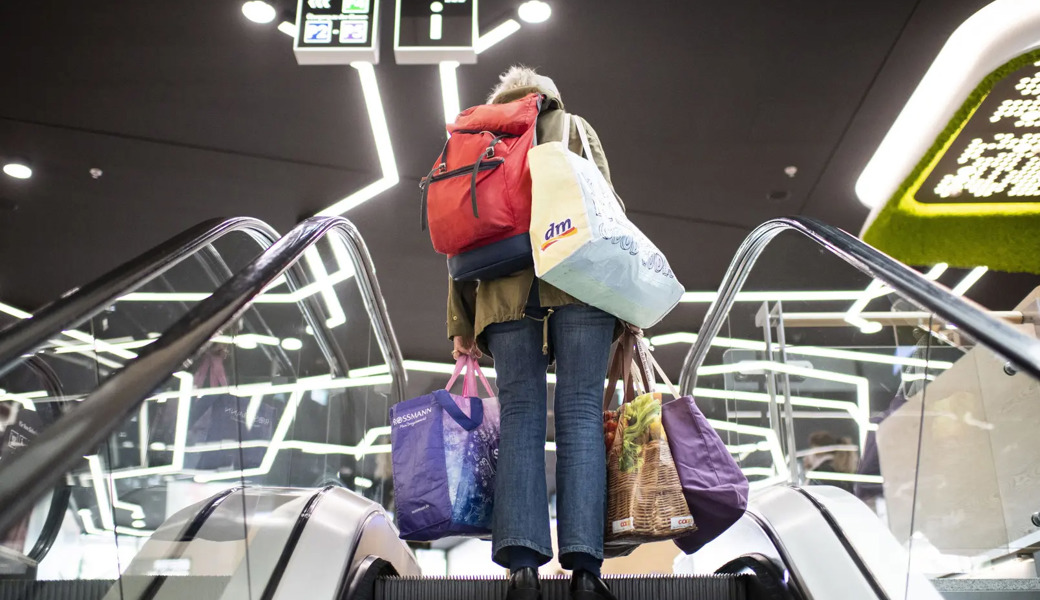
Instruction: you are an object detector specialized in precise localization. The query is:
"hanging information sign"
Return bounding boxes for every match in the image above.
[394,0,478,64]
[293,0,380,65]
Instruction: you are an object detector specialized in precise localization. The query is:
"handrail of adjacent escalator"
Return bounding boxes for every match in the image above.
[678,216,1040,394]
[0,216,405,536]
[0,217,280,379]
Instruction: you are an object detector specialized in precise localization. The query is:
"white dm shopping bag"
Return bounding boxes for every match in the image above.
[528,115,684,329]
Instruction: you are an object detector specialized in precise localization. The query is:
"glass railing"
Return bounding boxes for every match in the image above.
[0,216,404,596]
[0,219,278,579]
[676,217,1040,593]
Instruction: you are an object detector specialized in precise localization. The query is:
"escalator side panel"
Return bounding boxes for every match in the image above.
[271,488,418,600]
[750,487,879,599]
[801,486,943,600]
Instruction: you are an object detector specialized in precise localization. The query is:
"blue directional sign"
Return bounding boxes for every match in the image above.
[294,0,380,65]
[394,0,478,65]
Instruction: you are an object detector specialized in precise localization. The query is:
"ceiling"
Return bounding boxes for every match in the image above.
[1,0,1038,365]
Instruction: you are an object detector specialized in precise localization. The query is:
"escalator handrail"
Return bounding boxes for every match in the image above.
[0,217,281,379]
[679,216,1040,394]
[0,216,406,536]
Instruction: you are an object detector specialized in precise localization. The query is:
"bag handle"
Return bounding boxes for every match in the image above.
[639,338,681,399]
[573,117,594,160]
[603,328,646,409]
[445,355,469,391]
[462,356,495,398]
[446,355,495,398]
[433,390,484,431]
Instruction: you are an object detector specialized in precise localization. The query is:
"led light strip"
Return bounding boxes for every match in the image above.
[317,62,400,216]
[85,455,116,531]
[682,290,873,303]
[475,20,522,54]
[304,246,347,328]
[648,332,955,370]
[804,472,883,484]
[698,359,870,447]
[439,61,461,127]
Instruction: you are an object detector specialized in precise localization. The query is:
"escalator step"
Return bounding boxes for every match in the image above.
[0,580,114,600]
[374,574,747,600]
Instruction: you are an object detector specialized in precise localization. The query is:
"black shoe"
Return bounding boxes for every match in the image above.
[570,569,617,600]
[506,567,542,600]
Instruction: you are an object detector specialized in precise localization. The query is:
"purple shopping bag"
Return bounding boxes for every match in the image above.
[639,340,749,554]
[390,356,500,541]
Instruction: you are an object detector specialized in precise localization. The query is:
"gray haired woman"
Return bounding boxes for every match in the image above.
[449,66,623,600]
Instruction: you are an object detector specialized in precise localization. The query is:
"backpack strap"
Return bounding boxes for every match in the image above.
[419,136,451,230]
[469,133,508,218]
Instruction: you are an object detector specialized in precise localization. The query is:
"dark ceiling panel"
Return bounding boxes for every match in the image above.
[0,0,1036,364]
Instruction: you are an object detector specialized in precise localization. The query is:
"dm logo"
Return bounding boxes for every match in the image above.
[541,219,577,251]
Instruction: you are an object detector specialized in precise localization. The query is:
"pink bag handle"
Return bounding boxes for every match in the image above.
[445,356,468,391]
[445,356,495,398]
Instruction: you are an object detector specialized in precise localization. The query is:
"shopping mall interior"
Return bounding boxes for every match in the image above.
[0,0,1039,598]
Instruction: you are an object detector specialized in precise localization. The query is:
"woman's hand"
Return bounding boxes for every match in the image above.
[452,336,482,360]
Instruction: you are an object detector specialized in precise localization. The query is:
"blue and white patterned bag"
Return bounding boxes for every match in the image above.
[391,356,499,541]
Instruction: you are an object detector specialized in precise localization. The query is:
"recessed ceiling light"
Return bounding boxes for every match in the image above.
[242,1,276,24]
[3,161,31,180]
[518,1,551,23]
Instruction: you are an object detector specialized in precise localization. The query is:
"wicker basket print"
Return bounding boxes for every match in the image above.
[605,392,696,545]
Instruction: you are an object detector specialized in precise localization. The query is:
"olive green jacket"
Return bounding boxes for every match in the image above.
[446,85,621,350]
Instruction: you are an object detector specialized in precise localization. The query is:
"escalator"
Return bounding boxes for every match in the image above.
[0,215,1037,599]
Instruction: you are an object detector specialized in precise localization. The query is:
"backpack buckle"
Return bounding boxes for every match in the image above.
[483,147,495,159]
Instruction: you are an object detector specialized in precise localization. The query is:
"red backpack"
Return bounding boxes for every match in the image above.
[421,93,545,281]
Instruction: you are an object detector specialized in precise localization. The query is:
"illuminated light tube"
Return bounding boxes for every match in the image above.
[59,329,139,360]
[0,390,44,411]
[856,0,1040,210]
[924,263,949,280]
[951,266,989,296]
[354,476,374,489]
[805,472,884,484]
[0,301,31,320]
[475,19,522,54]
[841,264,951,334]
[77,509,102,535]
[317,62,400,216]
[439,61,461,125]
[277,21,296,37]
[681,290,870,303]
[304,246,347,328]
[647,332,954,370]
[53,338,156,355]
[144,374,389,403]
[117,266,355,305]
[85,455,116,531]
[843,280,888,334]
[697,360,870,448]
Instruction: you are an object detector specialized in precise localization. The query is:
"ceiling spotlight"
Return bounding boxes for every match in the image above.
[281,337,303,351]
[242,1,277,24]
[518,1,551,23]
[2,160,32,180]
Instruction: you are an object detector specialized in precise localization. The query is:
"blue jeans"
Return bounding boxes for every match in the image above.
[484,299,615,569]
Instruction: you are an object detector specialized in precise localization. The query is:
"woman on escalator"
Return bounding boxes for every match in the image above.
[447,66,622,600]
